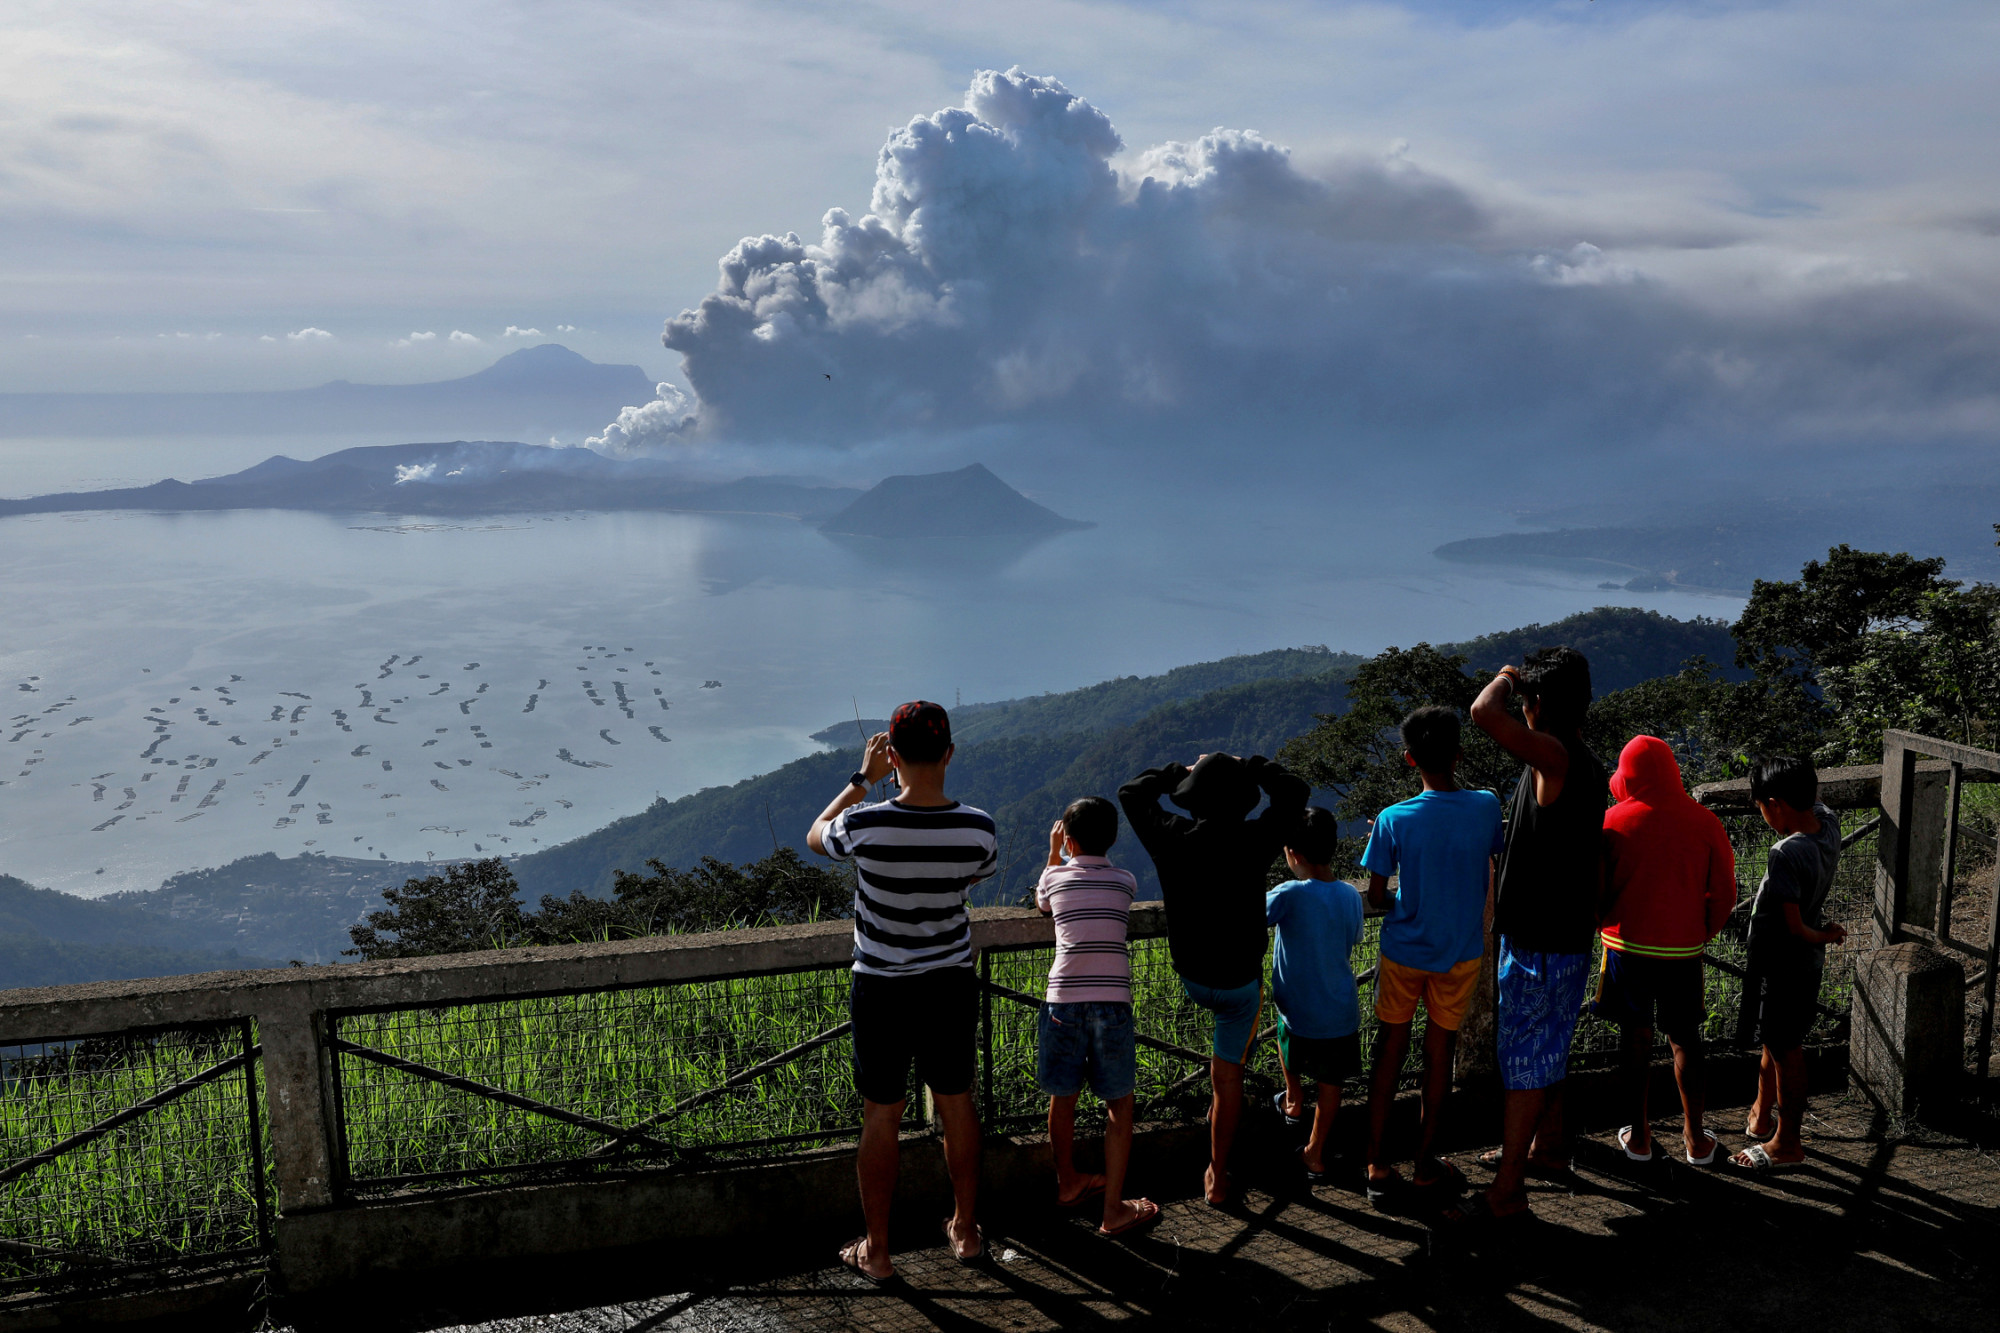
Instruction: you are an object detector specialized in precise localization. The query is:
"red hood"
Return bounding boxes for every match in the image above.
[1611,735,1687,805]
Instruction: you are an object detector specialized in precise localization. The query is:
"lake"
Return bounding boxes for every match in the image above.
[0,433,1739,896]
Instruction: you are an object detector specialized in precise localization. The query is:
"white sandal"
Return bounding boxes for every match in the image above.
[1617,1125,1655,1162]
[1684,1135,1719,1166]
[1730,1142,1803,1172]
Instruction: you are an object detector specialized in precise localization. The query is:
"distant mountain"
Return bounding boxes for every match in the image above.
[0,343,656,438]
[1435,483,2000,592]
[0,439,861,520]
[818,463,1090,537]
[0,872,281,990]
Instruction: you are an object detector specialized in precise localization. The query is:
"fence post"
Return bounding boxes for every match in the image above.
[257,995,338,1217]
[1876,740,1919,946]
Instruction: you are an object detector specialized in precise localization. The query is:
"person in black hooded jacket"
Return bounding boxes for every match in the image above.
[1119,752,1309,1204]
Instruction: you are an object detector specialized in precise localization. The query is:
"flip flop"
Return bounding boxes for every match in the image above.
[1730,1143,1803,1173]
[1685,1136,1720,1166]
[1414,1159,1467,1194]
[1272,1090,1306,1128]
[1365,1172,1404,1208]
[1435,1191,1533,1228]
[1617,1126,1655,1162]
[1300,1149,1331,1185]
[1745,1116,1777,1139]
[944,1219,985,1265]
[840,1237,895,1287]
[1097,1198,1162,1239]
[1476,1149,1573,1181]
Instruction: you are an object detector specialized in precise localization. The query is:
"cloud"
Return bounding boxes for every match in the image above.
[390,330,437,346]
[602,66,2000,457]
[393,462,435,484]
[448,329,482,343]
[503,325,542,338]
[555,324,576,333]
[285,326,332,340]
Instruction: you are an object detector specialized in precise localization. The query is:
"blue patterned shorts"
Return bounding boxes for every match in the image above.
[1496,939,1591,1091]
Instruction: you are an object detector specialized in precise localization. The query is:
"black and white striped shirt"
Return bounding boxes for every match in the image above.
[822,798,999,976]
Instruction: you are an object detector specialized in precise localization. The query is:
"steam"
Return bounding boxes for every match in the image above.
[595,67,2000,456]
[393,463,436,484]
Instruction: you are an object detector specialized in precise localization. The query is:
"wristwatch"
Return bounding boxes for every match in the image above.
[847,771,869,790]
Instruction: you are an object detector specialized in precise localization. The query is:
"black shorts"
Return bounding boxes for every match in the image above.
[1591,949,1705,1043]
[849,965,978,1106]
[1737,965,1821,1053]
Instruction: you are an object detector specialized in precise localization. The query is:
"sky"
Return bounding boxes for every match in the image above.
[3,0,1998,469]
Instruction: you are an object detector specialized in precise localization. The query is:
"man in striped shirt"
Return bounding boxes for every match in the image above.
[809,700,996,1282]
[1035,797,1160,1238]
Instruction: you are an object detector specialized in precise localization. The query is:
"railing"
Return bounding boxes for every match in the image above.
[0,1019,270,1299]
[0,844,1890,1307]
[1875,732,2000,1077]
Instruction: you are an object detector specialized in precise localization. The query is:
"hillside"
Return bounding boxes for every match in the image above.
[818,464,1089,538]
[516,605,1730,905]
[0,873,281,990]
[808,646,1359,748]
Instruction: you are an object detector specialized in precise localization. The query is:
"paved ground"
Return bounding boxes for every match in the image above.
[289,1086,2000,1333]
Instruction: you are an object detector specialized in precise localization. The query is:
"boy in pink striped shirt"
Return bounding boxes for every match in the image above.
[1035,796,1160,1238]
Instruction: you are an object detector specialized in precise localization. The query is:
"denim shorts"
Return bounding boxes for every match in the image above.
[1495,938,1590,1092]
[1037,1001,1137,1101]
[1179,977,1265,1065]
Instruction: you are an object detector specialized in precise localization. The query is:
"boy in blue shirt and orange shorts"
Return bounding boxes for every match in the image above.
[1360,706,1505,1204]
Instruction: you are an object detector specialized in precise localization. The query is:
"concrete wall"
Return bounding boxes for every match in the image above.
[0,904,1161,1303]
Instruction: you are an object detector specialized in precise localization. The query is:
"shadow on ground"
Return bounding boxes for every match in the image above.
[266,1078,2000,1333]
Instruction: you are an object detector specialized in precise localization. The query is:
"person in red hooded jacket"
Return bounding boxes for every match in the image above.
[1594,735,1738,1166]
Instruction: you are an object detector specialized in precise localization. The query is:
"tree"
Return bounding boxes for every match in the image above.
[1733,545,2000,764]
[526,847,854,943]
[345,858,527,960]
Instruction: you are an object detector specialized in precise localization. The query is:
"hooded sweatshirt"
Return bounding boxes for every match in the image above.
[1599,735,1738,958]
[1118,754,1310,989]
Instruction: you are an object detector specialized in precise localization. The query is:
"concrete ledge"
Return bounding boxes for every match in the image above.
[0,905,1147,1042]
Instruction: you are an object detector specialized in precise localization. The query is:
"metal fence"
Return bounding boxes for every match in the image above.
[0,1020,270,1298]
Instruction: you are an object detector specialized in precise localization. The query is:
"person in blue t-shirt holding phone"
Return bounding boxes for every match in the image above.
[1359,706,1506,1206]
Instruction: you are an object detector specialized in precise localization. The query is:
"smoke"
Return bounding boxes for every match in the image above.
[393,463,436,484]
[598,67,2000,457]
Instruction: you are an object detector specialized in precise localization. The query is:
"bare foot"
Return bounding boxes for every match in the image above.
[943,1216,983,1262]
[1685,1132,1719,1162]
[1733,1137,1805,1168]
[1367,1164,1404,1190]
[1482,1186,1532,1219]
[1301,1147,1327,1175]
[1745,1111,1777,1138]
[840,1236,893,1282]
[1057,1172,1107,1207]
[1204,1162,1230,1205]
[1099,1197,1161,1237]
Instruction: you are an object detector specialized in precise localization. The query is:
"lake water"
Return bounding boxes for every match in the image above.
[0,434,1739,896]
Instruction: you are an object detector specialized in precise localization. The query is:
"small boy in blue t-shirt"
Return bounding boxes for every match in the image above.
[1266,807,1366,1180]
[1360,706,1505,1203]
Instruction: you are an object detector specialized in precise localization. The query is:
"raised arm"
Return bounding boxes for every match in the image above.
[807,732,892,856]
[1470,667,1570,804]
[1117,764,1191,850]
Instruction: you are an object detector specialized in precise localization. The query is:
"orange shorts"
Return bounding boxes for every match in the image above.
[1375,956,1482,1032]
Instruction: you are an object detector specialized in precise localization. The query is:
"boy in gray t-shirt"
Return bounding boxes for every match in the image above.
[1733,757,1848,1173]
